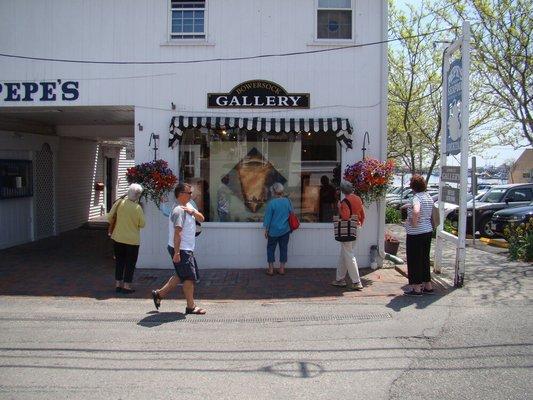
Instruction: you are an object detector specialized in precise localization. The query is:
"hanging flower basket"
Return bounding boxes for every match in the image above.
[343,158,395,205]
[126,159,177,208]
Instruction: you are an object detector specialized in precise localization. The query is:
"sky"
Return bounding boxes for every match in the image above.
[392,0,529,168]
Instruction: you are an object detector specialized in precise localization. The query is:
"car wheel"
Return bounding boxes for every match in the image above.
[479,215,495,238]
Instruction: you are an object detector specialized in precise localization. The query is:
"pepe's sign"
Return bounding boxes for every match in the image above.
[208,80,309,109]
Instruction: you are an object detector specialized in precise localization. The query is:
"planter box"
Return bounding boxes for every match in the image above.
[384,240,400,255]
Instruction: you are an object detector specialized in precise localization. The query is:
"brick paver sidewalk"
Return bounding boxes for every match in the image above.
[0,227,450,301]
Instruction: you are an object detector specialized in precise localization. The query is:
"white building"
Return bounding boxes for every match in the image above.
[0,0,388,269]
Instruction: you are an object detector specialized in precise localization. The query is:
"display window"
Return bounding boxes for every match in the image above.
[179,128,341,223]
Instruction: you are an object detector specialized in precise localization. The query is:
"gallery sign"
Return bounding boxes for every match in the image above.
[445,58,462,155]
[0,80,79,102]
[441,166,461,183]
[208,80,309,109]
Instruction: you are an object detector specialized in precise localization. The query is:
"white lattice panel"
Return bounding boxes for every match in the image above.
[34,143,54,239]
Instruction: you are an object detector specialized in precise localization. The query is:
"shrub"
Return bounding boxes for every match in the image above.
[385,206,401,224]
[503,217,533,262]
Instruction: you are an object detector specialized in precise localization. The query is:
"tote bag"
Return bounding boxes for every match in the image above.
[333,198,358,242]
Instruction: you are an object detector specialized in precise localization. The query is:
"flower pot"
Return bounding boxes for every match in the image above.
[384,239,400,255]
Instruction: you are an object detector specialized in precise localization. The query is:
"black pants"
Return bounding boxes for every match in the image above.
[406,232,432,285]
[113,241,139,283]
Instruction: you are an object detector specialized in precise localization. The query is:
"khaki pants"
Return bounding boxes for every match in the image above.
[336,241,361,284]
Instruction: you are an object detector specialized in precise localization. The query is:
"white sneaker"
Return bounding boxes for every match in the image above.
[331,279,347,287]
[349,282,364,291]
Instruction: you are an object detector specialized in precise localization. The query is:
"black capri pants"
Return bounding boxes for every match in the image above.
[406,231,433,285]
[113,241,139,283]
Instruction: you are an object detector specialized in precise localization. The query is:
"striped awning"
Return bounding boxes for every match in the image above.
[169,116,353,149]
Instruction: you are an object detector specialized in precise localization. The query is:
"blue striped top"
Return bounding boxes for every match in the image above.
[405,192,434,235]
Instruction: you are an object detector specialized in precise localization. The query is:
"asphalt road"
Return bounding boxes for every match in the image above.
[0,244,531,399]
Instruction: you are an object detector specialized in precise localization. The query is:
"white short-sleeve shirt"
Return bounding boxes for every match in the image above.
[168,203,196,251]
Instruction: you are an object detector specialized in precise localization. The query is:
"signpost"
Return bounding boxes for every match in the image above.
[434,21,471,288]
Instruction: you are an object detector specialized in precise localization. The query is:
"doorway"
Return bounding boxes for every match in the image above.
[105,157,114,212]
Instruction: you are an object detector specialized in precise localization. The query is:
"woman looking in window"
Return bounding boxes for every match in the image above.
[263,182,292,276]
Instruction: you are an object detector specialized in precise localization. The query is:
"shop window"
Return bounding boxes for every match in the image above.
[179,128,341,223]
[0,159,33,199]
[170,0,206,40]
[316,0,352,40]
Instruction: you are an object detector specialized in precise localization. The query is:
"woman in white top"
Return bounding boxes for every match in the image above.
[404,175,434,296]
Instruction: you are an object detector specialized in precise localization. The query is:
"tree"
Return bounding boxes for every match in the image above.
[438,0,533,148]
[388,0,507,180]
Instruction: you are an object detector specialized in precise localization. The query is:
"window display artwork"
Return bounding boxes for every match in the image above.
[179,127,340,223]
[222,147,287,213]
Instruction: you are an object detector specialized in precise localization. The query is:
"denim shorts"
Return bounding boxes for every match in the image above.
[167,246,200,282]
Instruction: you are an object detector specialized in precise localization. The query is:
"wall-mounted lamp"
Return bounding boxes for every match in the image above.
[149,132,160,161]
[171,102,176,110]
[137,123,143,131]
[361,131,370,159]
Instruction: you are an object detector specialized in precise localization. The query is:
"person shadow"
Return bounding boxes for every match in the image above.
[386,288,455,312]
[137,311,186,327]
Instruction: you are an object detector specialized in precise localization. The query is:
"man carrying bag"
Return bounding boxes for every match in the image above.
[331,181,366,291]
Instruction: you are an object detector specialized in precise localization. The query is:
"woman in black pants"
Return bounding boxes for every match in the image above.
[403,175,434,296]
[107,183,146,294]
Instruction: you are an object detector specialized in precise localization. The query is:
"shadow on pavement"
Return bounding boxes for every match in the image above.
[137,311,186,327]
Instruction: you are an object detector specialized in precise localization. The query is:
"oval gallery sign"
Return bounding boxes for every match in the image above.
[208,80,310,109]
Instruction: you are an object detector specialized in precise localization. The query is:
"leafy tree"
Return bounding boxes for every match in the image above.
[388,0,509,179]
[437,0,533,148]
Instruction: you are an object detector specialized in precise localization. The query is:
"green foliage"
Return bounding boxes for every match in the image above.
[503,217,533,262]
[435,0,532,147]
[388,0,528,176]
[385,206,402,224]
[443,219,455,234]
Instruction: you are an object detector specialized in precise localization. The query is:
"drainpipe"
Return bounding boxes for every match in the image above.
[377,0,389,267]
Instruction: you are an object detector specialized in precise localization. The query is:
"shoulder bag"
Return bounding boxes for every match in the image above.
[287,198,300,232]
[333,198,358,242]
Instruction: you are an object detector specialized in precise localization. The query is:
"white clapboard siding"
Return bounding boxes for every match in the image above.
[56,138,104,232]
[0,150,33,249]
[116,147,134,199]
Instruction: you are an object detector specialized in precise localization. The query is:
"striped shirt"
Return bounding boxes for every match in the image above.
[405,192,434,235]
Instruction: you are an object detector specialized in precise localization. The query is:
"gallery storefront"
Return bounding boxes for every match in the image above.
[0,0,388,269]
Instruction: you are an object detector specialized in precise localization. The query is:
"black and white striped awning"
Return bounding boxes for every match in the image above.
[169,116,353,149]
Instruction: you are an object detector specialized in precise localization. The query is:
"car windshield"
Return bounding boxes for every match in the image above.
[479,188,507,203]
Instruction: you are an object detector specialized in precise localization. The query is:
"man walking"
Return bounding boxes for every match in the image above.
[151,183,206,314]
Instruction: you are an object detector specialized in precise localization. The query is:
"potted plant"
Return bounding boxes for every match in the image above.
[384,231,400,255]
[343,158,395,205]
[126,159,177,207]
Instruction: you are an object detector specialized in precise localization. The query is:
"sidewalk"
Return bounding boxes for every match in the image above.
[0,226,452,301]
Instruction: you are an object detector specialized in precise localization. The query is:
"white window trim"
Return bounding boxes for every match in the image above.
[167,0,210,43]
[312,0,355,44]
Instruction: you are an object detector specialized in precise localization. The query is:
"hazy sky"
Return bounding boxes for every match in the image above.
[392,0,528,167]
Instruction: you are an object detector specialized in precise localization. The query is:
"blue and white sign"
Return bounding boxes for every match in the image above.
[446,58,462,155]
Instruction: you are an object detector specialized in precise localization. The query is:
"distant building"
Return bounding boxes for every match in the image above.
[510,149,533,184]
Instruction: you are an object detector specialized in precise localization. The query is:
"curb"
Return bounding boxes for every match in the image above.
[479,237,509,249]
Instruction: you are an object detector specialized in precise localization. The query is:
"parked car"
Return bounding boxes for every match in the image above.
[446,183,533,237]
[386,188,413,207]
[490,202,533,237]
[390,189,439,210]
